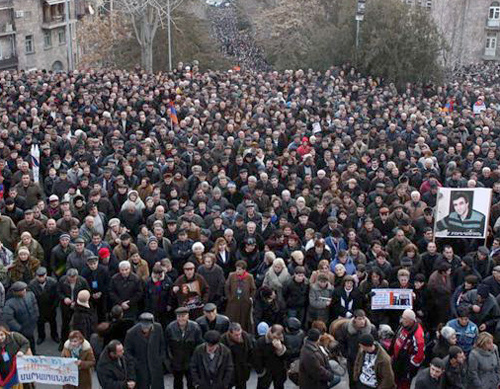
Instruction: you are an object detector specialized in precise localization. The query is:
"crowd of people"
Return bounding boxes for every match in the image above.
[209,4,271,72]
[0,61,498,389]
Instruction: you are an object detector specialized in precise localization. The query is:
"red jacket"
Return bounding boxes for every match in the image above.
[392,322,425,367]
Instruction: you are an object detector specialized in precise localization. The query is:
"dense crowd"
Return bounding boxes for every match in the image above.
[0,62,498,389]
[209,5,271,72]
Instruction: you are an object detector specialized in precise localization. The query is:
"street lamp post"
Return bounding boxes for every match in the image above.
[167,0,172,71]
[355,0,365,64]
[65,0,73,71]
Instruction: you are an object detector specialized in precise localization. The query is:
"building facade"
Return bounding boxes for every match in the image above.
[0,0,85,72]
[405,0,500,66]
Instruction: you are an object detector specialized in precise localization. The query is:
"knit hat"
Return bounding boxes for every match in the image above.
[402,309,416,322]
[477,284,490,299]
[17,247,30,256]
[257,322,269,336]
[98,247,111,258]
[359,333,375,347]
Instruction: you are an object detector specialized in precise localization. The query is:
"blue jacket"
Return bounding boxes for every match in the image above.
[446,318,478,354]
[330,257,356,275]
[325,237,348,260]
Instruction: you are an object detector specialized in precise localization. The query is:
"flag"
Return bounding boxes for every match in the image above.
[0,355,19,389]
[169,102,178,125]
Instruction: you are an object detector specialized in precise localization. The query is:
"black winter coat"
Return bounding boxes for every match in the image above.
[253,335,288,379]
[220,331,254,386]
[195,314,230,335]
[283,279,309,309]
[124,323,166,389]
[298,340,334,389]
[97,346,136,389]
[29,276,59,319]
[165,320,203,371]
[109,273,143,319]
[144,275,172,319]
[71,304,97,340]
[81,264,110,295]
[190,343,234,389]
[3,292,39,337]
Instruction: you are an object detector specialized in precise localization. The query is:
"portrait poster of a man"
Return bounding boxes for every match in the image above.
[435,188,491,238]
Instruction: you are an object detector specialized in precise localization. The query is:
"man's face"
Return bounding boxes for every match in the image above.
[429,365,443,380]
[452,196,469,217]
[229,329,242,343]
[205,310,217,321]
[458,316,469,326]
[177,313,189,326]
[114,344,125,358]
[454,352,466,365]
[119,266,131,277]
[75,243,84,253]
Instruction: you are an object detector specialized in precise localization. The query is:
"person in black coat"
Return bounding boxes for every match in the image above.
[282,266,309,324]
[144,263,173,328]
[195,303,230,335]
[109,261,144,320]
[283,317,306,362]
[28,266,59,344]
[103,305,135,345]
[81,256,109,323]
[253,286,285,327]
[298,329,334,389]
[165,307,203,389]
[3,281,40,353]
[58,268,89,349]
[330,275,363,320]
[220,322,254,389]
[71,289,97,341]
[97,340,136,389]
[189,330,234,389]
[124,313,166,389]
[253,324,289,389]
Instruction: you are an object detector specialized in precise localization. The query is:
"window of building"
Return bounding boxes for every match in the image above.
[25,35,34,54]
[58,28,66,45]
[486,32,497,56]
[490,2,500,19]
[43,31,52,49]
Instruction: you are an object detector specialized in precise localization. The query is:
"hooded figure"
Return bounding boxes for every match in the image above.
[70,290,97,340]
[121,190,145,213]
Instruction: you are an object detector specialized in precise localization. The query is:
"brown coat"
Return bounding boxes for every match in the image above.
[353,342,395,389]
[225,271,256,333]
[8,257,40,284]
[61,339,95,389]
[113,243,139,263]
[129,258,150,281]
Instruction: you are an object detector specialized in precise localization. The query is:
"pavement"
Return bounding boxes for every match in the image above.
[35,319,350,388]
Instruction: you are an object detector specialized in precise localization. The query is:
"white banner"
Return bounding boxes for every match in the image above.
[371,288,413,310]
[17,356,79,386]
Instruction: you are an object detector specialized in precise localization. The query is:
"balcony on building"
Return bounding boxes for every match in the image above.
[0,55,17,70]
[0,0,14,38]
[41,0,75,29]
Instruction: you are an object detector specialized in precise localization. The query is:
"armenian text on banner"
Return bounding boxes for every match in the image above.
[17,356,78,386]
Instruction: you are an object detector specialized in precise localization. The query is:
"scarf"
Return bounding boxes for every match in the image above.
[70,346,82,359]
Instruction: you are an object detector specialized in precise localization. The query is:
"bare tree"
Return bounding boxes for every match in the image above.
[110,0,185,72]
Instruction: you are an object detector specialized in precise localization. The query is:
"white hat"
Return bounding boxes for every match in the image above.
[49,194,59,202]
[402,309,416,322]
